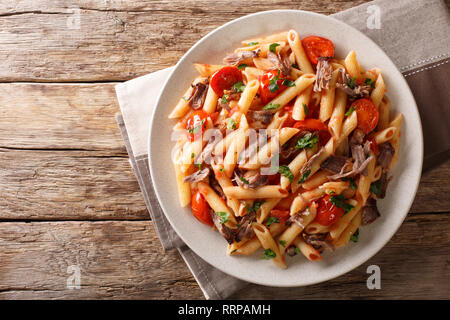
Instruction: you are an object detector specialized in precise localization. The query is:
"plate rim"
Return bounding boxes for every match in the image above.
[148,9,424,287]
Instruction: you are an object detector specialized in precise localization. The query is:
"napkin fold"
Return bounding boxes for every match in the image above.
[115,0,450,299]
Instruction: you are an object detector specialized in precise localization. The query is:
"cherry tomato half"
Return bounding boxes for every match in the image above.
[293,119,331,145]
[185,110,208,142]
[191,191,213,226]
[259,70,288,105]
[210,66,243,96]
[269,209,290,225]
[352,98,379,134]
[314,195,345,226]
[302,36,335,65]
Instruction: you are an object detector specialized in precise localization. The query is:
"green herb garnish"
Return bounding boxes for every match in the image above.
[298,169,311,184]
[232,81,245,93]
[294,247,301,254]
[282,79,296,87]
[216,211,230,224]
[365,78,375,88]
[350,228,359,243]
[303,103,308,116]
[345,106,355,117]
[292,63,299,69]
[279,240,287,247]
[246,200,264,214]
[342,177,357,190]
[266,217,280,227]
[194,163,202,170]
[329,194,355,214]
[238,64,249,70]
[349,77,357,89]
[269,43,280,53]
[191,152,195,159]
[247,42,259,46]
[239,176,250,184]
[268,70,281,93]
[370,181,381,196]
[263,248,276,259]
[278,165,294,182]
[228,118,237,130]
[263,103,280,110]
[295,133,319,150]
[221,94,228,104]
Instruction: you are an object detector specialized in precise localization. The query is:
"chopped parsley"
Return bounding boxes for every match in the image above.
[187,118,205,134]
[219,168,224,173]
[263,248,276,260]
[365,78,375,88]
[279,240,287,247]
[268,70,281,92]
[292,63,300,69]
[342,177,357,190]
[194,163,202,170]
[221,94,228,104]
[238,64,249,70]
[349,76,357,89]
[247,42,259,46]
[350,228,359,243]
[246,200,264,214]
[298,169,311,184]
[303,103,308,116]
[266,217,280,227]
[345,106,355,117]
[269,43,280,53]
[278,165,294,182]
[239,176,250,184]
[282,79,296,87]
[191,152,195,159]
[232,81,245,93]
[294,247,301,254]
[263,102,280,110]
[230,248,238,254]
[216,211,230,224]
[329,194,355,214]
[370,181,382,196]
[228,118,237,130]
[295,133,319,149]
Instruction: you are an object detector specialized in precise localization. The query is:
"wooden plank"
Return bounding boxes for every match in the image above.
[0,0,369,82]
[0,149,149,220]
[0,214,448,299]
[0,83,123,151]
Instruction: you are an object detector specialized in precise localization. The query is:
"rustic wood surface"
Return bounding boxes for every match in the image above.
[0,0,449,300]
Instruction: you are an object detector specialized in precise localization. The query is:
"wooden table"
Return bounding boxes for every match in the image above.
[0,0,449,300]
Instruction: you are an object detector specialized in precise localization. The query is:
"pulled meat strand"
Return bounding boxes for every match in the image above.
[188,81,208,110]
[266,50,291,75]
[183,168,210,183]
[211,211,235,244]
[361,198,380,225]
[302,232,334,252]
[377,142,395,170]
[336,69,371,100]
[223,49,260,66]
[313,57,333,92]
[233,169,268,189]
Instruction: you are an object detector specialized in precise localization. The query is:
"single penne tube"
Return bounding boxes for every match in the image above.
[334,211,362,247]
[292,84,313,120]
[373,165,382,181]
[213,129,239,156]
[248,41,286,57]
[223,122,249,177]
[329,199,361,240]
[336,111,358,146]
[253,223,287,269]
[344,50,361,79]
[173,161,191,207]
[241,127,299,170]
[328,88,347,138]
[290,67,304,80]
[194,63,224,77]
[318,181,350,195]
[301,170,329,190]
[265,74,316,110]
[241,31,289,45]
[304,222,331,234]
[373,126,397,145]
[257,198,281,223]
[211,164,241,216]
[370,74,386,109]
[278,203,317,255]
[290,188,325,215]
[203,85,219,114]
[197,182,237,226]
[223,186,289,199]
[388,113,403,169]
[281,150,307,190]
[234,222,286,255]
[319,68,340,122]
[356,157,376,206]
[287,30,314,73]
[377,96,390,131]
[237,79,259,114]
[293,237,322,261]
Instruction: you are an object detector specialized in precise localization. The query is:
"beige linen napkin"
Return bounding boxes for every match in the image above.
[115,0,450,299]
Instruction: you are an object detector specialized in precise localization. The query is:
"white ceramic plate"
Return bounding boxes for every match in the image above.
[149,10,423,287]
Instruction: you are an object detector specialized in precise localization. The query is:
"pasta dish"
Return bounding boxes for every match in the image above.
[168,30,402,269]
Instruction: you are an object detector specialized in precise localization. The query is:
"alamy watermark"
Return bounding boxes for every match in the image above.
[67,265,81,289]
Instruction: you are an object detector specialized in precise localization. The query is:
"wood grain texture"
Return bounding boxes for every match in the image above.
[0,0,369,82]
[0,214,448,300]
